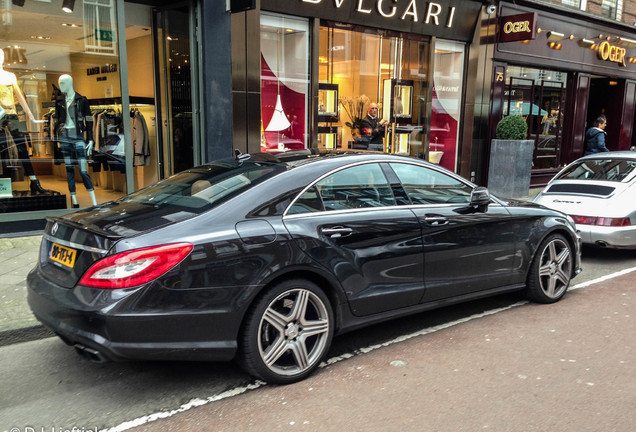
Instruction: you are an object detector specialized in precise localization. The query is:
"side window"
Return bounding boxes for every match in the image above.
[288,186,324,214]
[317,164,396,211]
[389,163,472,204]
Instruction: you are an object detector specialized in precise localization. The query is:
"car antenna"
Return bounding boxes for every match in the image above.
[234,149,251,164]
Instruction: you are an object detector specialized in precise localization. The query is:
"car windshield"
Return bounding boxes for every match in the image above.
[557,159,636,182]
[118,160,285,210]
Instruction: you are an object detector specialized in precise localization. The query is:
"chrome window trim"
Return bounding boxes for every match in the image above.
[282,158,476,218]
[43,234,109,254]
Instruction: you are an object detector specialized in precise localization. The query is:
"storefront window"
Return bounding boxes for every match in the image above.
[432,40,466,172]
[0,0,127,213]
[504,66,567,170]
[260,13,310,153]
[318,26,431,160]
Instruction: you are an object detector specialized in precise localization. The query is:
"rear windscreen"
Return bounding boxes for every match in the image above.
[118,160,286,212]
[557,159,636,183]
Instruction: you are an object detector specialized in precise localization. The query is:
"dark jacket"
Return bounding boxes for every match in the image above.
[584,127,609,155]
[55,92,94,142]
[360,115,385,144]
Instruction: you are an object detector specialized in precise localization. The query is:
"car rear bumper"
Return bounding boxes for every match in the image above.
[576,224,636,249]
[26,268,239,362]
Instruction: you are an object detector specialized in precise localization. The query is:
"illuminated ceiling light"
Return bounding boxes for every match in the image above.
[609,81,618,85]
[578,38,595,48]
[616,37,636,48]
[62,0,75,13]
[546,31,565,42]
[548,42,562,50]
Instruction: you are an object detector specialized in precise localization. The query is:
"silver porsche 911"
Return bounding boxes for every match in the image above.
[533,151,636,249]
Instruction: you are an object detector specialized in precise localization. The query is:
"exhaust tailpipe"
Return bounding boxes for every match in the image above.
[74,344,108,363]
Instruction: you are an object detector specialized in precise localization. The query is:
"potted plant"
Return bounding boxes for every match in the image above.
[487,115,535,199]
[496,114,528,140]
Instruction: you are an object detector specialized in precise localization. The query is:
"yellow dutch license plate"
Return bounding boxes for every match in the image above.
[49,242,78,268]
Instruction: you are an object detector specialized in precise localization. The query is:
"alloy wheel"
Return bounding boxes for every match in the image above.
[537,237,572,300]
[257,288,331,377]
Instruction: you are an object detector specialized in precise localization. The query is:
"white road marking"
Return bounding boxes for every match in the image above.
[103,266,636,432]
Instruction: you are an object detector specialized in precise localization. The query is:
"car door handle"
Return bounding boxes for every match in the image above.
[321,227,353,238]
[424,216,449,226]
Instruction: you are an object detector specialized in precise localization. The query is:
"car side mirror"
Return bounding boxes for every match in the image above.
[470,187,491,208]
[453,187,491,215]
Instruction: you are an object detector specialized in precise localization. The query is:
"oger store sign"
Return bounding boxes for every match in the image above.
[597,41,626,67]
[499,12,537,43]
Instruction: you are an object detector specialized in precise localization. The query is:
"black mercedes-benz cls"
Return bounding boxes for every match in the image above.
[27,151,581,384]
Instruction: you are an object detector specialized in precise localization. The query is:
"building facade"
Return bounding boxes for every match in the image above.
[2,0,636,233]
[480,0,636,185]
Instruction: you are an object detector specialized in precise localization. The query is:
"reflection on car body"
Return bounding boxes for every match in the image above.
[28,150,581,384]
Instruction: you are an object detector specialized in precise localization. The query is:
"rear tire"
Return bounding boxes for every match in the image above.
[526,234,573,303]
[238,279,334,384]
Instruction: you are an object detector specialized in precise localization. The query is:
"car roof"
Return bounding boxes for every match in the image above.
[578,151,636,160]
[199,149,425,172]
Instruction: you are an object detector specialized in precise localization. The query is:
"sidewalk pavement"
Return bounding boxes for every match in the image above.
[0,235,51,345]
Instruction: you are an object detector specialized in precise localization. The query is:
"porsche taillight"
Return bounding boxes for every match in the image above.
[571,215,631,227]
[79,243,193,289]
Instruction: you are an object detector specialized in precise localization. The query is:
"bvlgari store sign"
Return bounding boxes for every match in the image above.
[261,0,482,42]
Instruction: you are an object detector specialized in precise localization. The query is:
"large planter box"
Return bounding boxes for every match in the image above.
[487,139,534,199]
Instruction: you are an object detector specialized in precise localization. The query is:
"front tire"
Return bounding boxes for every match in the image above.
[526,234,573,303]
[238,279,334,384]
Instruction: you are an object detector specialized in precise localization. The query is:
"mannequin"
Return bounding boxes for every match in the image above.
[0,49,47,193]
[56,74,97,207]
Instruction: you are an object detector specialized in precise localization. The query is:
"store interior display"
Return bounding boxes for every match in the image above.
[56,74,97,208]
[318,83,338,122]
[382,79,414,123]
[0,49,50,196]
[0,13,157,212]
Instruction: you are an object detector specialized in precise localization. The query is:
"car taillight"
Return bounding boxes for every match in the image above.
[597,217,631,227]
[571,215,597,225]
[79,243,193,289]
[571,215,631,227]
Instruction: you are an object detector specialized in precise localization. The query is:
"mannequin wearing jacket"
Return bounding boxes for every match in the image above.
[56,74,97,207]
[0,49,47,193]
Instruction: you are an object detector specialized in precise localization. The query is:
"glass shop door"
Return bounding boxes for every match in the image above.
[153,1,200,178]
[532,80,565,169]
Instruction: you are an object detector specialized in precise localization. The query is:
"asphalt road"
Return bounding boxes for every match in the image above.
[1,246,634,432]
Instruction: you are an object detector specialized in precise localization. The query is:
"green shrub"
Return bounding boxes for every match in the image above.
[495,115,528,140]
